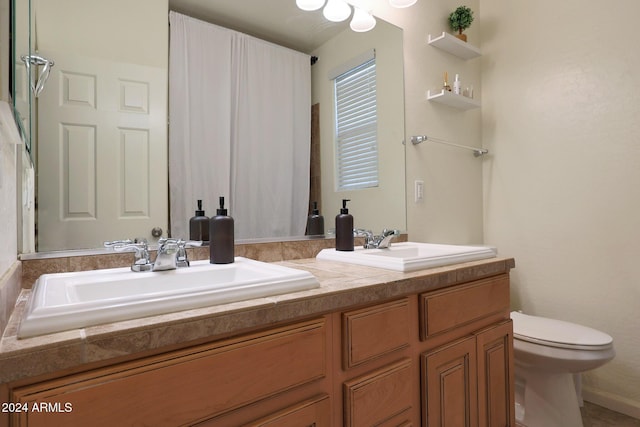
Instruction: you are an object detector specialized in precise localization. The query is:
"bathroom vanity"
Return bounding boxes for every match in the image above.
[0,254,515,426]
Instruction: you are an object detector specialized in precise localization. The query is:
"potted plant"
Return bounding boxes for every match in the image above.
[449,5,474,42]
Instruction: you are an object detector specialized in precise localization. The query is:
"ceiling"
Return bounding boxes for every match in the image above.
[168,0,351,53]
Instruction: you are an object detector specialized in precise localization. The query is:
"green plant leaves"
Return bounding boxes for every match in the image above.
[449,5,474,33]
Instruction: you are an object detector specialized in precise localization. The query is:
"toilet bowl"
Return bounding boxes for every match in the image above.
[510,311,614,427]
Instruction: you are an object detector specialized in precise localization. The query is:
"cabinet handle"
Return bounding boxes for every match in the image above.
[307,423,316,427]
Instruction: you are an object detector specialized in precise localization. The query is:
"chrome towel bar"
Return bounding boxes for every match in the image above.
[411,135,488,157]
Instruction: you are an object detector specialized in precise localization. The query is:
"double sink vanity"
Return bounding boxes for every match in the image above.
[1,239,515,426]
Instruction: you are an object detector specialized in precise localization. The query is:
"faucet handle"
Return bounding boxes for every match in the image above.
[158,237,180,247]
[354,229,373,238]
[177,240,203,267]
[354,229,377,248]
[103,239,134,248]
[105,240,152,272]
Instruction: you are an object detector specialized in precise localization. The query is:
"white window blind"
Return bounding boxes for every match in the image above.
[335,58,378,191]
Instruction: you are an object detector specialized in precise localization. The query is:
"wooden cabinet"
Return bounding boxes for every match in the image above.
[419,273,514,427]
[421,322,514,427]
[419,275,510,343]
[244,394,330,427]
[9,319,328,427]
[422,336,478,427]
[342,298,410,369]
[343,358,413,426]
[476,321,514,427]
[5,271,513,427]
[340,298,416,426]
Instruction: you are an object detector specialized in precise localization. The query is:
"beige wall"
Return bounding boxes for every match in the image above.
[371,0,639,417]
[34,0,167,67]
[481,0,640,417]
[370,0,484,245]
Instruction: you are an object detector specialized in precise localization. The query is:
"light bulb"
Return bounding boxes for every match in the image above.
[389,0,417,8]
[323,0,351,22]
[350,8,376,32]
[296,0,326,11]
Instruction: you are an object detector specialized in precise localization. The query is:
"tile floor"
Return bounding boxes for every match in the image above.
[581,402,640,427]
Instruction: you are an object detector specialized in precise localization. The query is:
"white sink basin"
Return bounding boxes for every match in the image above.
[18,257,319,338]
[316,242,497,272]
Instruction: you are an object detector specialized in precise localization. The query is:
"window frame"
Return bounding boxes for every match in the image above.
[333,56,379,192]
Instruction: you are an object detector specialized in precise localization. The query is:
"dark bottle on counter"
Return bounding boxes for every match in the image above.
[305,201,325,236]
[335,199,354,251]
[189,199,209,242]
[209,196,234,264]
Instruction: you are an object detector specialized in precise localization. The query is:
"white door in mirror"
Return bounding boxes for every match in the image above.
[36,51,168,251]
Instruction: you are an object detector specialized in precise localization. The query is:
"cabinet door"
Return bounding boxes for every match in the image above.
[422,336,477,427]
[476,321,515,427]
[244,394,330,427]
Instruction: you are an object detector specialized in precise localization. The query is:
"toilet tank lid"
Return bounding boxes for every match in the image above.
[510,311,613,347]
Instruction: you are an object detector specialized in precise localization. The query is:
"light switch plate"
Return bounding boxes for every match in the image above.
[415,180,424,203]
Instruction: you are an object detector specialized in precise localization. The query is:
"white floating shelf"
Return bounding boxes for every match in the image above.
[426,90,480,110]
[428,32,481,60]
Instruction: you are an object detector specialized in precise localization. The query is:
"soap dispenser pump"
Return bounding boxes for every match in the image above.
[209,196,234,264]
[335,199,354,251]
[189,200,209,242]
[306,201,325,236]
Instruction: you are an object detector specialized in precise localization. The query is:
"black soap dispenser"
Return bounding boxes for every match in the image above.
[189,200,209,242]
[209,196,234,264]
[305,201,325,236]
[335,199,354,251]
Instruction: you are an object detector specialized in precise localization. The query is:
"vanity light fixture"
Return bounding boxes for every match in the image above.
[296,0,326,11]
[296,0,416,32]
[323,0,352,22]
[350,7,376,32]
[389,0,417,7]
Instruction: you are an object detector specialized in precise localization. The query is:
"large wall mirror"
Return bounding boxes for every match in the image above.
[14,0,407,254]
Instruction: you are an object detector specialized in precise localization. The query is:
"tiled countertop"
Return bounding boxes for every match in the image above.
[0,256,515,384]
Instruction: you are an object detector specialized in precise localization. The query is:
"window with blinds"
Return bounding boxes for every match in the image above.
[334,58,378,191]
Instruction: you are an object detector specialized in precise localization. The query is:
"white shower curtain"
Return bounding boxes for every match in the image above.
[169,12,311,240]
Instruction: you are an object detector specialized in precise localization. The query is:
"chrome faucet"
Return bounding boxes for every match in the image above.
[105,238,201,272]
[355,228,401,249]
[105,239,153,272]
[153,238,181,271]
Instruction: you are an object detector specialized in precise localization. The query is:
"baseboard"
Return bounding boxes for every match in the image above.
[583,386,640,420]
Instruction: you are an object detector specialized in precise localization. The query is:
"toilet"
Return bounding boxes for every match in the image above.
[510,311,615,427]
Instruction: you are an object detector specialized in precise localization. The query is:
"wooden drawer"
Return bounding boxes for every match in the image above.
[342,298,410,369]
[419,274,509,341]
[11,319,327,427]
[343,358,412,427]
[244,394,330,427]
